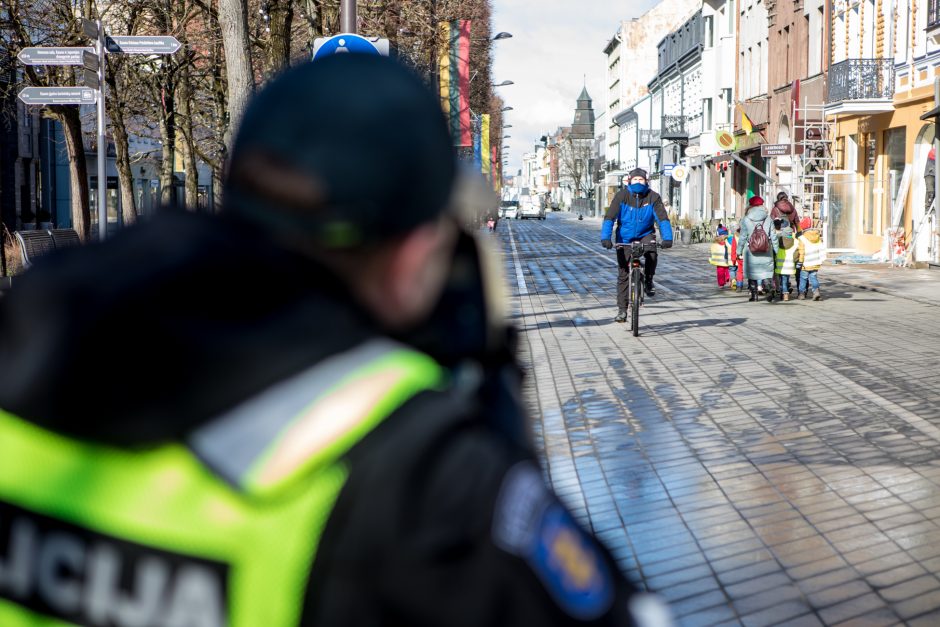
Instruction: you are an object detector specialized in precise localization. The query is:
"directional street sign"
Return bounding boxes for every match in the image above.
[105,36,181,55]
[312,33,390,60]
[18,87,96,106]
[83,49,99,71]
[81,68,99,89]
[81,18,99,40]
[17,47,94,66]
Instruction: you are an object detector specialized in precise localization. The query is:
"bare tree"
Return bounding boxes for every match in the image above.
[1,0,96,240]
[218,0,254,149]
[560,137,593,199]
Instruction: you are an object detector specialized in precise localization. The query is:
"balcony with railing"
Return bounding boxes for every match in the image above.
[639,129,661,149]
[826,58,895,115]
[661,115,688,141]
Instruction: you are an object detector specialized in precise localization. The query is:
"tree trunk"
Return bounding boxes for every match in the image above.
[265,0,293,77]
[105,62,138,226]
[218,0,254,151]
[159,66,177,208]
[177,60,200,210]
[52,107,91,242]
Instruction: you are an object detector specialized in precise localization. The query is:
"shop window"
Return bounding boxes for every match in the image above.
[863,135,876,234]
[884,127,906,232]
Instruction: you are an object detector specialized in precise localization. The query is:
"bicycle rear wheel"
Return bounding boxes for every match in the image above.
[631,268,642,336]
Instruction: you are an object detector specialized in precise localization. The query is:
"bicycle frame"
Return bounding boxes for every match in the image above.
[614,241,659,336]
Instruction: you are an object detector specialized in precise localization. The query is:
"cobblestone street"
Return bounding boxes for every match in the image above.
[501,213,940,626]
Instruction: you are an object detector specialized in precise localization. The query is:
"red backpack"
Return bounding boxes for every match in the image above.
[748,223,770,254]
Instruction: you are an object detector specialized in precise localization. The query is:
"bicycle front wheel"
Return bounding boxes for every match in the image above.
[631,268,642,336]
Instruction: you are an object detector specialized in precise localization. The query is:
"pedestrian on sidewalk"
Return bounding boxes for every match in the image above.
[0,55,670,627]
[796,216,825,300]
[774,223,799,301]
[601,168,674,323]
[730,225,745,292]
[770,191,800,229]
[737,195,778,302]
[709,225,733,287]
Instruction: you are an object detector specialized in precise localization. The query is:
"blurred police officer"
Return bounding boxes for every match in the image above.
[0,55,671,626]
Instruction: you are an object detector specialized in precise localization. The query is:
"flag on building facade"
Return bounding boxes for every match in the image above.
[481,114,491,176]
[739,105,754,135]
[439,20,472,147]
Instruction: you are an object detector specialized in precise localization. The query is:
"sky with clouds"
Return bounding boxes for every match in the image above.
[491,0,661,174]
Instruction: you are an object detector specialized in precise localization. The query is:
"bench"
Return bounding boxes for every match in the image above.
[13,228,82,271]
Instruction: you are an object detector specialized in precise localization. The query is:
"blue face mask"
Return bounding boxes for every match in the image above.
[627,182,649,194]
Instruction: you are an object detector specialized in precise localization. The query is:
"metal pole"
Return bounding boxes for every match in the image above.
[341,0,357,33]
[933,78,939,261]
[97,20,107,242]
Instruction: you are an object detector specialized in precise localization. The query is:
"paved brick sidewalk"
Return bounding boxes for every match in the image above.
[499,213,940,626]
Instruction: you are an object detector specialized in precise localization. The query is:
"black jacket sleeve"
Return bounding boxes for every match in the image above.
[606,189,628,223]
[303,389,654,626]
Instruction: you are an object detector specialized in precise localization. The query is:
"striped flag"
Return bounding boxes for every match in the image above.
[473,116,482,171]
[440,20,472,147]
[492,144,498,186]
[438,23,450,118]
[481,114,491,176]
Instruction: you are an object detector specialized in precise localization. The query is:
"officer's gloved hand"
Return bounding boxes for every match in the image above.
[661,240,673,249]
[602,239,613,250]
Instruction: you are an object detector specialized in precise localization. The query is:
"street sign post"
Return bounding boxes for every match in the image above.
[18,27,180,242]
[18,87,97,105]
[312,33,390,60]
[83,49,99,71]
[105,36,181,55]
[17,47,94,66]
[81,68,99,89]
[81,18,99,40]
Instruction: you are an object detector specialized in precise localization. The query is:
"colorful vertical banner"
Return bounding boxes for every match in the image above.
[481,114,491,176]
[439,20,471,147]
[438,22,450,118]
[472,116,482,172]
[448,23,460,140]
[492,145,498,186]
[457,20,471,147]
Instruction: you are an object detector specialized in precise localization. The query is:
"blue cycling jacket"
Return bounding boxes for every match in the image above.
[601,188,673,244]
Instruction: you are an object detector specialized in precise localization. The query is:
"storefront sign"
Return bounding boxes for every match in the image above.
[760,143,793,157]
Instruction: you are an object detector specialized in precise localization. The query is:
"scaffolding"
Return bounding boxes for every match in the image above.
[791,99,836,225]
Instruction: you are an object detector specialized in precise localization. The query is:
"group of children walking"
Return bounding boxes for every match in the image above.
[709,193,825,302]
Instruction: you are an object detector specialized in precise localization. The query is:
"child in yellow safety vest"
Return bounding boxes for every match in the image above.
[795,216,825,300]
[709,226,732,287]
[774,229,798,301]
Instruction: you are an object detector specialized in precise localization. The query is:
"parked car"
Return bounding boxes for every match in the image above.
[500,200,519,219]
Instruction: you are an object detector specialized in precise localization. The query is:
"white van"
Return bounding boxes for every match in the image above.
[518,198,545,220]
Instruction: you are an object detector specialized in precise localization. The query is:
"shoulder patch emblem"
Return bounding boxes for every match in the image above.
[492,463,614,620]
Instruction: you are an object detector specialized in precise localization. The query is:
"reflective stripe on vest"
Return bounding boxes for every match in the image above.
[775,243,797,274]
[709,242,730,266]
[799,235,825,267]
[0,340,443,627]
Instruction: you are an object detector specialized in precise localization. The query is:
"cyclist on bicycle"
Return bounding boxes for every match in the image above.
[601,168,673,323]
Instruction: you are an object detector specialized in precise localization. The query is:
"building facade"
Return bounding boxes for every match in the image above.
[649,10,706,218]
[825,0,940,261]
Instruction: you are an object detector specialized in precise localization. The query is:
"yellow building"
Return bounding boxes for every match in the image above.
[826,0,940,263]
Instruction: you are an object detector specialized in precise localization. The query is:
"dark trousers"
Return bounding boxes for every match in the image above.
[616,234,658,310]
